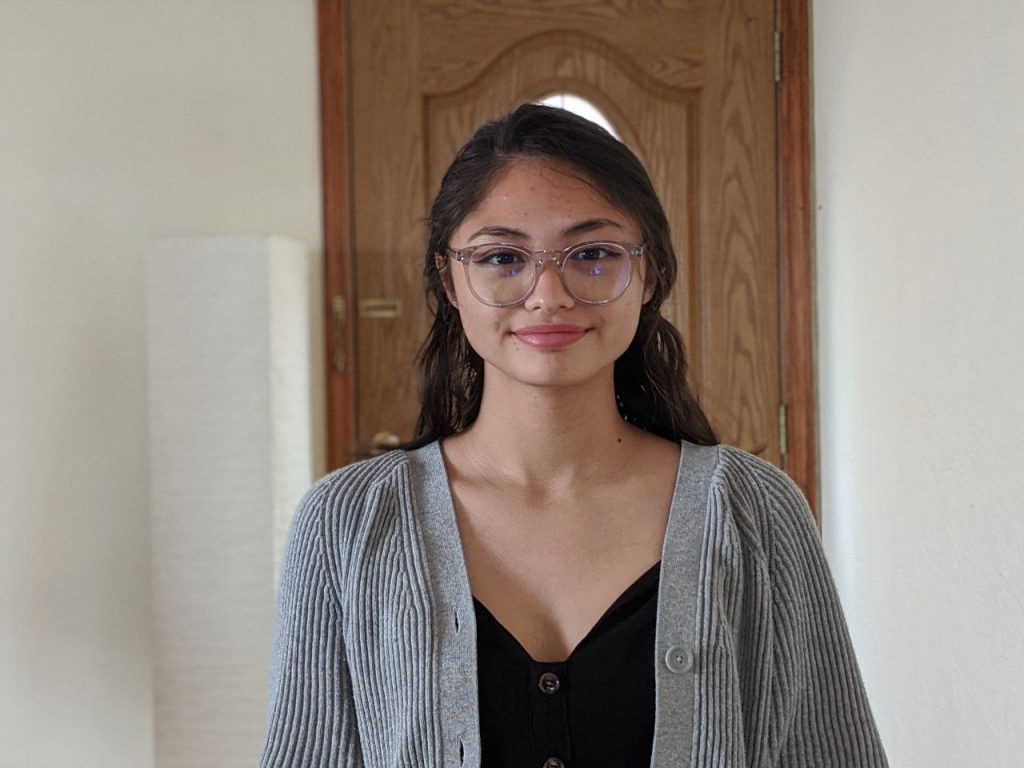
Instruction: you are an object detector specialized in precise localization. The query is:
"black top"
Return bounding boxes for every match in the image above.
[474,562,661,768]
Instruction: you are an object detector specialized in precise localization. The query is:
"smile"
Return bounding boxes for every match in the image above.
[512,324,587,350]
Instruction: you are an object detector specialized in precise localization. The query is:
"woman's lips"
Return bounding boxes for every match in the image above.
[512,324,587,350]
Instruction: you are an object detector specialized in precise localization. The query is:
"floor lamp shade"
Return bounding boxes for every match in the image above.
[145,236,313,766]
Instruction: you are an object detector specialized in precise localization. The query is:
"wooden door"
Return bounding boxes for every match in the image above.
[326,0,792,473]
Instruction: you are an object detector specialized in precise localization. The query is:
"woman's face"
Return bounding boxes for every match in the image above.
[446,157,651,393]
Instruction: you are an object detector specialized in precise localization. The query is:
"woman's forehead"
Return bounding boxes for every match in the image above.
[461,157,638,236]
[484,157,604,198]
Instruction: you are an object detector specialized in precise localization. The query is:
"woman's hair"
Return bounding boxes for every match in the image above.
[407,103,717,448]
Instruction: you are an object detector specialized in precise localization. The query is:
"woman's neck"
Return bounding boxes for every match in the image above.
[447,368,642,489]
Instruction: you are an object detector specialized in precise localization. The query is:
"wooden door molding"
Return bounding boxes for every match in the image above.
[778,0,819,514]
[318,0,356,469]
[317,0,820,515]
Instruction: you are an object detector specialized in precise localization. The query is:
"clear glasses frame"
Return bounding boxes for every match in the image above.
[444,240,646,307]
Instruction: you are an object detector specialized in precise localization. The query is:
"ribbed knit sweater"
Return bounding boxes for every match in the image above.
[258,440,888,767]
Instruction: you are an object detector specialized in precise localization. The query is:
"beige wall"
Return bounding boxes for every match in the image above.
[815,0,1024,765]
[0,2,321,766]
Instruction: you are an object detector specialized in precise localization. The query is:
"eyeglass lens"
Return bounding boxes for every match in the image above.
[465,242,634,306]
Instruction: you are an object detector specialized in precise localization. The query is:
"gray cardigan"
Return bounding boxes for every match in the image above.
[259,441,888,767]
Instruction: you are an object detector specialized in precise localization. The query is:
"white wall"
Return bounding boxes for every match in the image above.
[0,3,322,766]
[815,1,1024,765]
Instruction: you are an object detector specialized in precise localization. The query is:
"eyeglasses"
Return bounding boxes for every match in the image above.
[444,241,645,307]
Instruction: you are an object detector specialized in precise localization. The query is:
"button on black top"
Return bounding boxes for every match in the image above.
[474,562,660,767]
[538,672,561,695]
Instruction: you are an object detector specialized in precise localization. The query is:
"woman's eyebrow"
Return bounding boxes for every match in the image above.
[467,225,529,241]
[562,218,624,237]
[468,219,624,242]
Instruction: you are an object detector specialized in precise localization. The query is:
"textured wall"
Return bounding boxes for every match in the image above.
[814,1,1024,764]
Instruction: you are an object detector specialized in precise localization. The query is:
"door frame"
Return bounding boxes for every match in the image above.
[316,0,820,514]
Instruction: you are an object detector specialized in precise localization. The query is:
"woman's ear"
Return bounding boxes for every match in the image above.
[641,260,657,304]
[643,280,655,304]
[435,253,459,308]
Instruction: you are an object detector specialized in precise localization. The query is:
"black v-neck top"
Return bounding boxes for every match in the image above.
[473,562,661,768]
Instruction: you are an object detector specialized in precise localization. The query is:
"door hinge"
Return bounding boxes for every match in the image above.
[778,403,789,457]
[774,29,783,83]
[331,295,347,374]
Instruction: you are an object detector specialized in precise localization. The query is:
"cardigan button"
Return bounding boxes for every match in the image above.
[665,645,693,673]
[543,759,565,768]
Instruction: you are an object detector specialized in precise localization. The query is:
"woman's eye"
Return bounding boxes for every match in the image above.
[569,245,624,275]
[475,248,526,269]
[572,245,619,261]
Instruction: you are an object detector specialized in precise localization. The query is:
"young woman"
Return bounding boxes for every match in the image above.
[259,105,888,767]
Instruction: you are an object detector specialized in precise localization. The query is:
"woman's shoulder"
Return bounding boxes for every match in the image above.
[289,444,435,534]
[315,446,415,495]
[710,444,808,509]
[694,442,816,551]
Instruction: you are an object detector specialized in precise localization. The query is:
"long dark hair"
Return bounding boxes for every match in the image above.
[407,103,717,448]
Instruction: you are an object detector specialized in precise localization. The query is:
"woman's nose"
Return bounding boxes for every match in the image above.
[523,261,575,312]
